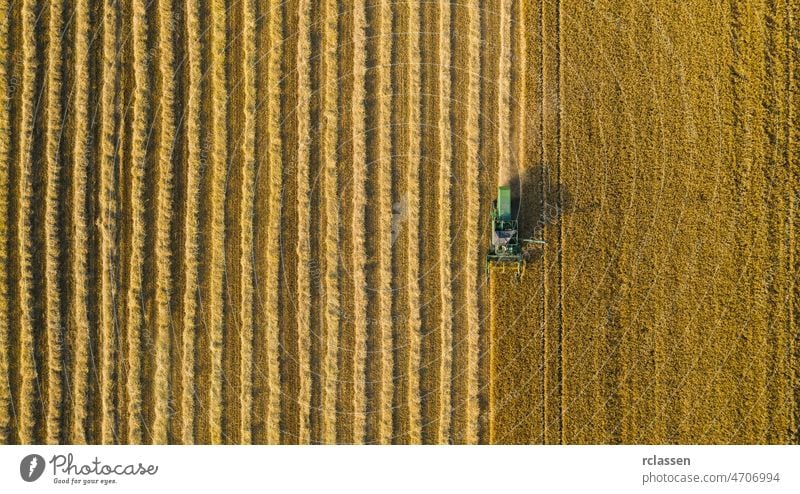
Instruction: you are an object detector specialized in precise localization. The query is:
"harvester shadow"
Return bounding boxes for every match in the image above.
[505,164,576,264]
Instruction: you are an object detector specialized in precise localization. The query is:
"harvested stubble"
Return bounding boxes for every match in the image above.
[0,0,797,445]
[0,0,11,446]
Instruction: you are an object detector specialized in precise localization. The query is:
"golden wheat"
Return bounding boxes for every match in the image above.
[435,0,454,444]
[263,0,283,444]
[541,0,562,445]
[153,0,177,444]
[790,0,800,445]
[0,0,10,445]
[127,0,150,444]
[70,0,91,445]
[374,0,394,444]
[44,0,65,445]
[238,0,257,445]
[404,0,423,444]
[17,0,40,444]
[319,0,340,444]
[350,0,368,443]
[449,0,480,444]
[761,0,791,443]
[100,0,121,444]
[497,0,512,187]
[0,0,797,446]
[459,0,482,444]
[293,0,312,444]
[208,0,228,445]
[180,0,202,445]
[419,1,437,443]
[390,0,423,444]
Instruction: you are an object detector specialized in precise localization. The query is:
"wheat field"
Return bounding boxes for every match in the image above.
[0,0,798,444]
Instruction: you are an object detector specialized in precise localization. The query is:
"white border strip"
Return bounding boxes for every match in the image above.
[1,445,797,493]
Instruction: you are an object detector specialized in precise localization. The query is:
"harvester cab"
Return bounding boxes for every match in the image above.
[486,185,545,280]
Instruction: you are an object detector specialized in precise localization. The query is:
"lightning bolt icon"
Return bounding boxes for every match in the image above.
[28,457,37,478]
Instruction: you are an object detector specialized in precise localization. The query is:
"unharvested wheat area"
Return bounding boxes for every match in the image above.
[0,0,798,444]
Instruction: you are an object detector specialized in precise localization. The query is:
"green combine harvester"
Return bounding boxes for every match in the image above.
[486,185,545,279]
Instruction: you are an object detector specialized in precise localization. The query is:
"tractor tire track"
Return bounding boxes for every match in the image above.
[790,0,800,445]
[541,0,563,445]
